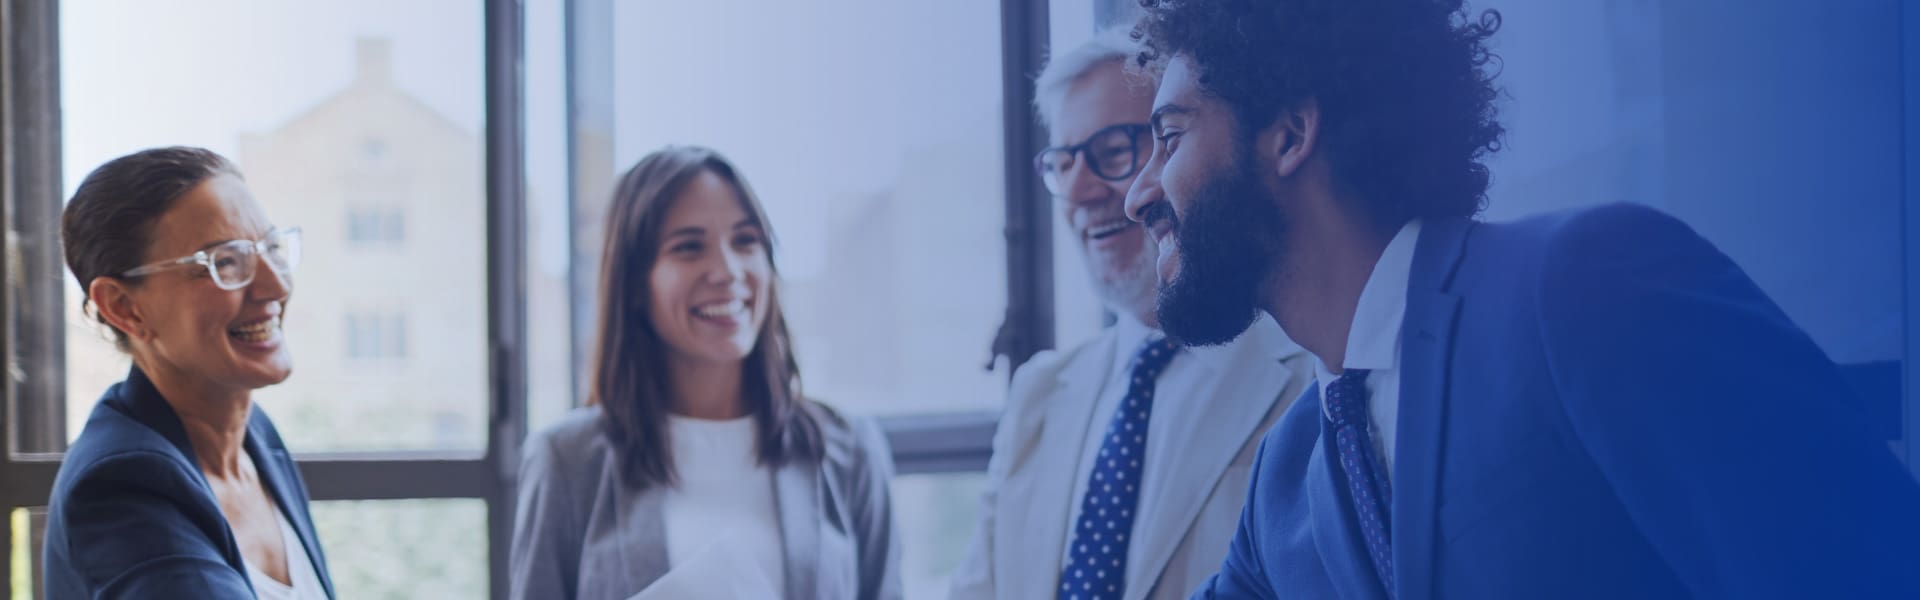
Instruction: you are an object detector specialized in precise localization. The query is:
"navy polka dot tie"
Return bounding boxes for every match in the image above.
[1325,369,1395,598]
[1057,336,1181,600]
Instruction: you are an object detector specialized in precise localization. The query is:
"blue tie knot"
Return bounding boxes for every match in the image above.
[1326,369,1372,428]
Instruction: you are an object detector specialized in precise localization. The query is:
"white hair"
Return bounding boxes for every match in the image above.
[1032,27,1147,131]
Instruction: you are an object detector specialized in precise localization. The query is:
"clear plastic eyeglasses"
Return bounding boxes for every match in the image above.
[121,227,303,291]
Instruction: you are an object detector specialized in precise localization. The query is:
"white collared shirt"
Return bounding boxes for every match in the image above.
[1315,219,1423,476]
[1060,312,1292,566]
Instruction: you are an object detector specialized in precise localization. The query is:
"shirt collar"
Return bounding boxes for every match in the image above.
[1110,312,1156,379]
[1316,219,1424,379]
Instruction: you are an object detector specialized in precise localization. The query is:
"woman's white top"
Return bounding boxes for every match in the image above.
[660,414,785,594]
[242,506,328,600]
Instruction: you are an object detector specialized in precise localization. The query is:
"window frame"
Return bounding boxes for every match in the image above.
[1,0,70,594]
[0,0,529,597]
[556,0,1052,476]
[2,0,1050,596]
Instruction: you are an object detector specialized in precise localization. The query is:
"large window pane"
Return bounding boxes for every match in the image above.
[525,0,577,434]
[308,499,486,598]
[895,472,987,599]
[602,1,1008,415]
[59,1,487,452]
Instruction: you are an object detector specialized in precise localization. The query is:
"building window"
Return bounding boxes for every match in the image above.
[346,205,406,244]
[346,312,408,360]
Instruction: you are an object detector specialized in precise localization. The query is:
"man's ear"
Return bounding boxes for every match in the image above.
[1255,97,1322,180]
[88,277,150,343]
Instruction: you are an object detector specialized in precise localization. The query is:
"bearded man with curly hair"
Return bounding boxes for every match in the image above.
[1119,0,1920,598]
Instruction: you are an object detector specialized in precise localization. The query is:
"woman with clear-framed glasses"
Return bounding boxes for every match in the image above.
[43,147,334,599]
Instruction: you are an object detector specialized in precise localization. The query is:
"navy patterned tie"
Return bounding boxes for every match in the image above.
[1057,336,1181,600]
[1325,369,1395,598]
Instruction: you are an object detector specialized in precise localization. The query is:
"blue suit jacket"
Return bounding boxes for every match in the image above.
[43,367,335,599]
[1195,203,1920,599]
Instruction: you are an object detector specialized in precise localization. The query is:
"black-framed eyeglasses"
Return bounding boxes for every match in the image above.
[1033,122,1150,195]
[122,227,303,291]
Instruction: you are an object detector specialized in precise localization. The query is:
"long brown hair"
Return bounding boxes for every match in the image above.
[588,145,822,489]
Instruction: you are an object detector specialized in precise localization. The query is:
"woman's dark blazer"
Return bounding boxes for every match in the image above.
[42,367,335,599]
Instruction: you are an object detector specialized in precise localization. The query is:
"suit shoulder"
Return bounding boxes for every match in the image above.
[1005,329,1116,411]
[1455,203,1718,304]
[537,404,604,442]
[1518,203,1729,295]
[55,403,197,494]
[523,406,615,473]
[57,446,199,492]
[1544,201,1690,235]
[49,444,203,528]
[803,401,891,478]
[802,401,885,454]
[1025,330,1115,376]
[1515,202,1705,262]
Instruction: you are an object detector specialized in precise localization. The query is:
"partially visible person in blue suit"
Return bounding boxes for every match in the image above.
[45,147,332,599]
[1118,1,1920,598]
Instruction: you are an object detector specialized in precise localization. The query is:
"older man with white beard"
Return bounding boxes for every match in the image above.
[948,28,1316,600]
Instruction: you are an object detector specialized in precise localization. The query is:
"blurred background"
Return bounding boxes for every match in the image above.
[3,0,1915,598]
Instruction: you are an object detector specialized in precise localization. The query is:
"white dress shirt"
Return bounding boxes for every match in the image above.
[661,414,785,593]
[1061,312,1293,565]
[1314,219,1423,476]
[242,507,328,600]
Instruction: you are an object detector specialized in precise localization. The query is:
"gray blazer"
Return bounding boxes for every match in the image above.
[948,316,1313,600]
[509,402,902,600]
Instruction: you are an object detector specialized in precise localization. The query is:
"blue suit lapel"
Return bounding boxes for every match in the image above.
[112,367,203,472]
[247,412,337,599]
[1392,218,1473,600]
[115,366,338,598]
[1303,386,1390,600]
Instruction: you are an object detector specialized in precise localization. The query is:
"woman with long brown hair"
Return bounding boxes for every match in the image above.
[509,146,901,600]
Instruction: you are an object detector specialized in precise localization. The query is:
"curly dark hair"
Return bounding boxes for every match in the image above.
[1134,0,1505,221]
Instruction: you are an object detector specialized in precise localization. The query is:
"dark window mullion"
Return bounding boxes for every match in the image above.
[484,0,529,598]
[297,457,497,501]
[880,412,999,475]
[4,0,66,459]
[0,461,58,507]
[998,0,1055,372]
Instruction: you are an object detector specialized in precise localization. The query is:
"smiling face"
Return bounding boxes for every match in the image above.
[1125,55,1291,346]
[104,174,294,391]
[645,169,773,368]
[1053,60,1161,323]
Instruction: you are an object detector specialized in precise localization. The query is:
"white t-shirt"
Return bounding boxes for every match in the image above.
[660,414,785,593]
[242,507,328,600]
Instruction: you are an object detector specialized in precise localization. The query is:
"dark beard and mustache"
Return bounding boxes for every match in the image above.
[1155,156,1288,347]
